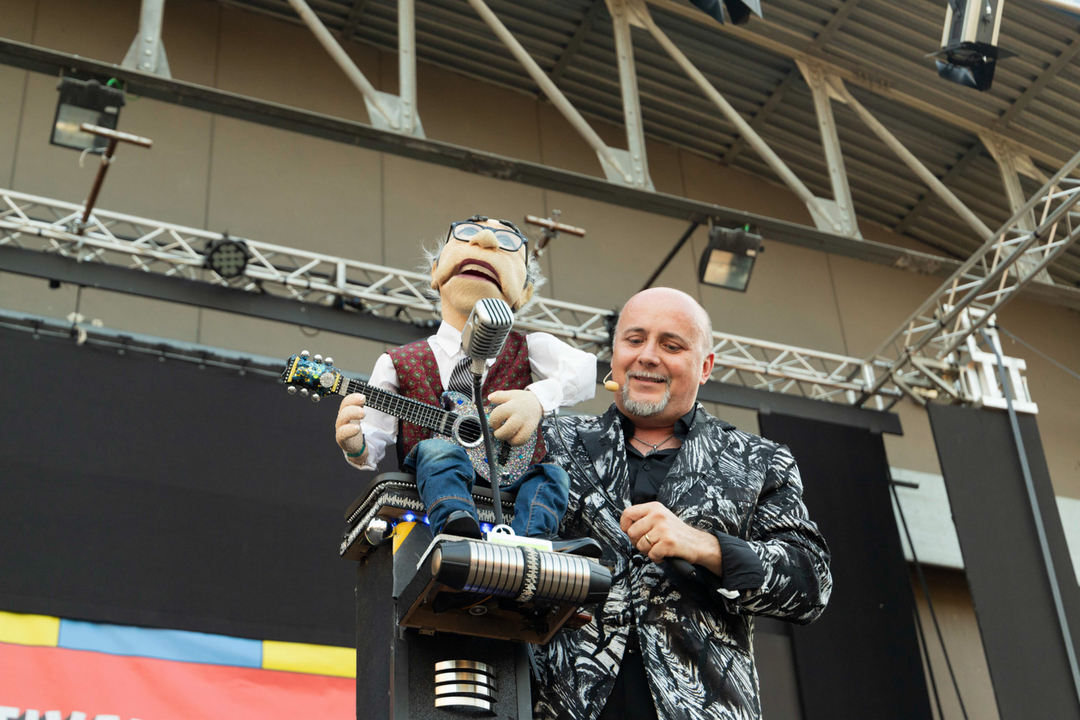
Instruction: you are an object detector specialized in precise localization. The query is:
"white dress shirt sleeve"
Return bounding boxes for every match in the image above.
[524,332,597,412]
[345,352,400,471]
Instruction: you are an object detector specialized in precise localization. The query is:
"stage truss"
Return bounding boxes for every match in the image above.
[6,180,1066,414]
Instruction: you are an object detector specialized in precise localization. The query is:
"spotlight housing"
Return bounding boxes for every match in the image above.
[688,0,762,24]
[51,77,125,152]
[929,0,1011,92]
[205,237,250,279]
[698,225,762,292]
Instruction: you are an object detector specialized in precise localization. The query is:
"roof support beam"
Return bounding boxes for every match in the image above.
[831,77,994,242]
[122,0,170,78]
[723,0,863,166]
[996,33,1080,128]
[893,144,983,237]
[607,0,654,190]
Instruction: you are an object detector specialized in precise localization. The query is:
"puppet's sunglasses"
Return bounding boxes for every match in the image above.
[447,221,527,252]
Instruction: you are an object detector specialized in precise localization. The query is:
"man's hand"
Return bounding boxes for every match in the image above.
[487,389,543,446]
[620,502,723,575]
[335,393,368,463]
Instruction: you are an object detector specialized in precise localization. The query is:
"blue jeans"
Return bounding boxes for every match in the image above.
[404,438,569,538]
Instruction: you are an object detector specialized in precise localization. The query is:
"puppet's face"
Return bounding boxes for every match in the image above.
[430,219,533,323]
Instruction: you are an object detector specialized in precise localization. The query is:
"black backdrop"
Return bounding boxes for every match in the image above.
[0,325,363,646]
[758,412,932,720]
[929,404,1080,720]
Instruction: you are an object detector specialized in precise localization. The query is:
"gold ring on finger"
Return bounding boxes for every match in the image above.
[644,533,654,546]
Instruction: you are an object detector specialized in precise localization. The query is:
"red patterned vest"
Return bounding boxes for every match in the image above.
[387,330,547,466]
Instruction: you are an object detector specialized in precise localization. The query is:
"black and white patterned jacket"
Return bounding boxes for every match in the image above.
[533,403,832,720]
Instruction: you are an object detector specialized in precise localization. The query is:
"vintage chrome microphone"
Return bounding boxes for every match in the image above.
[460,298,515,529]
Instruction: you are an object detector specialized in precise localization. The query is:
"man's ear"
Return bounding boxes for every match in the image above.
[429,260,439,291]
[512,282,535,310]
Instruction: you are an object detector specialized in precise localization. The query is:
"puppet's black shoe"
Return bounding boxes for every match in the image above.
[548,537,603,559]
[442,510,483,540]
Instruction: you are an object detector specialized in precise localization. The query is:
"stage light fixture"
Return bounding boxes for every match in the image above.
[204,237,249,279]
[929,0,1011,91]
[688,0,763,24]
[698,225,762,292]
[51,77,126,152]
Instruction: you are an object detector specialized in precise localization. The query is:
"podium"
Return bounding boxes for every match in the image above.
[343,473,611,719]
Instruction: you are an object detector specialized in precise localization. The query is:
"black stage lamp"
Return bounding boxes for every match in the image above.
[51,77,126,152]
[698,225,762,292]
[689,0,763,24]
[205,237,249,279]
[928,0,1011,92]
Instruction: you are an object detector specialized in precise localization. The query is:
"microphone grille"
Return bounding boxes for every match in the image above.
[463,298,514,361]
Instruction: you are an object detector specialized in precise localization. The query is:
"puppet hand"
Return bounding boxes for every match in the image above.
[487,390,543,446]
[335,393,368,461]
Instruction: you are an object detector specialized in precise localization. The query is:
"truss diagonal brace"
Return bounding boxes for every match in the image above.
[122,0,171,78]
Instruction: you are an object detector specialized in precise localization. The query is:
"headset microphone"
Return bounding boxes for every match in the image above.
[603,370,621,393]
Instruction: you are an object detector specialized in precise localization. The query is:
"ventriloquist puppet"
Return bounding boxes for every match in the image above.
[334,215,598,551]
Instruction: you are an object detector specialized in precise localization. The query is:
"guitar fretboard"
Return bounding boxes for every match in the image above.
[343,378,457,434]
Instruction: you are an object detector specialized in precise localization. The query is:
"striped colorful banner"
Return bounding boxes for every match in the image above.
[0,611,354,720]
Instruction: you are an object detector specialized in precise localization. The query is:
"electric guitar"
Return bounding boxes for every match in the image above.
[281,352,537,486]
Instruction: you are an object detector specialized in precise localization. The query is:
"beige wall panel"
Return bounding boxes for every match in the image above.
[30,0,137,63]
[536,101,625,178]
[0,66,27,189]
[680,149,814,226]
[541,191,699,307]
[75,288,199,342]
[913,567,1000,720]
[197,308,387,374]
[645,136,686,197]
[702,402,760,435]
[378,58,543,163]
[380,155,545,271]
[997,298,1080,498]
[0,0,37,40]
[10,74,212,227]
[157,0,220,87]
[205,116,382,258]
[215,6,377,122]
[826,253,943,358]
[0,271,78,318]
[883,401,945,476]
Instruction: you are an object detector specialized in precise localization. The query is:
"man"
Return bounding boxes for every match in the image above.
[534,287,832,720]
[334,215,597,542]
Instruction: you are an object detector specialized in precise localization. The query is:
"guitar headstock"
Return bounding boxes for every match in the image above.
[281,351,345,402]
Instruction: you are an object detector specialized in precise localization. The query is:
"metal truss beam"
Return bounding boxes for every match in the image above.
[0,188,909,417]
[893,143,983,238]
[861,149,1080,410]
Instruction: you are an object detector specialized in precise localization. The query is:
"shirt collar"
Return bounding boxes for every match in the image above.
[434,321,464,356]
[616,405,697,444]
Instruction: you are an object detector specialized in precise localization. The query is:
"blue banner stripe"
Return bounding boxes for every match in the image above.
[58,619,262,668]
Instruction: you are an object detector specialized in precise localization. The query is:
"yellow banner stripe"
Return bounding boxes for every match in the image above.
[262,640,355,678]
[392,521,416,554]
[0,610,60,647]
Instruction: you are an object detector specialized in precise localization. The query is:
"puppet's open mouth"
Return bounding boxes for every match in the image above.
[453,261,502,290]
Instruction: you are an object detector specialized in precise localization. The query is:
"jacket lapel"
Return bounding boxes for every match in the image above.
[577,405,631,509]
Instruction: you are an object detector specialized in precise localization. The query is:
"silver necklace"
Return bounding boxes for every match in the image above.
[631,433,676,454]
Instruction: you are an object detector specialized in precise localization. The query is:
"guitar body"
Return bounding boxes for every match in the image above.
[281,353,538,487]
[438,391,537,487]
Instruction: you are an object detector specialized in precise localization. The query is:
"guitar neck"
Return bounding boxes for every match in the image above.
[343,378,456,435]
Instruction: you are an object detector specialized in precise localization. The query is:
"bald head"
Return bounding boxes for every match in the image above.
[617,288,713,358]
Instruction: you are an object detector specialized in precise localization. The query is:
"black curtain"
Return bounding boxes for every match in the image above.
[929,404,1080,720]
[758,412,932,720]
[0,325,364,646]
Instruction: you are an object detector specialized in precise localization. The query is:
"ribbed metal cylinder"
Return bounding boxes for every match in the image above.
[433,659,497,712]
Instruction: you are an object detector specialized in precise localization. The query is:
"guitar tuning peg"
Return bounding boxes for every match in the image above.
[300,350,310,358]
[287,386,297,395]
[314,354,323,363]
[300,388,310,397]
[311,394,321,403]
[325,357,333,366]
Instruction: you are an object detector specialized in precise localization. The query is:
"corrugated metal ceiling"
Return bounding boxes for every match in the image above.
[221,0,1080,285]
